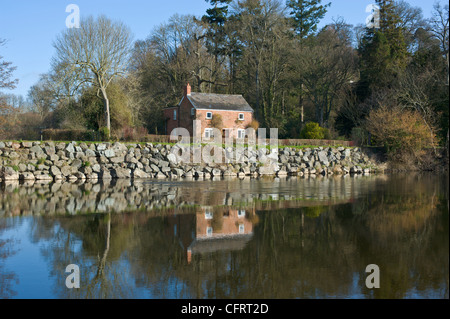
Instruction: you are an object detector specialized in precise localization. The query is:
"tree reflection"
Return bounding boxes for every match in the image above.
[0,219,19,298]
[3,173,447,299]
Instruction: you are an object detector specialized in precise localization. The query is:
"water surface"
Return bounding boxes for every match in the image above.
[0,173,448,299]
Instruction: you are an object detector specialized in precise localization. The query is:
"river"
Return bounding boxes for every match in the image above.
[0,173,448,299]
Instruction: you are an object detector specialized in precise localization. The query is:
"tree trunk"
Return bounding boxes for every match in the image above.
[101,87,111,138]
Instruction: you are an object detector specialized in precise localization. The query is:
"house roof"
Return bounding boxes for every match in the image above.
[186,92,253,112]
[187,233,253,255]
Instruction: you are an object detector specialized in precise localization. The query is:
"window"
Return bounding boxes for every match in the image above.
[204,128,214,138]
[205,210,213,219]
[206,226,213,237]
[206,112,212,119]
[173,109,177,120]
[238,113,244,121]
[238,210,246,218]
[239,224,245,234]
[191,108,195,116]
[237,129,245,139]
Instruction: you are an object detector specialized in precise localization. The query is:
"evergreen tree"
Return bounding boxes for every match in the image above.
[287,0,331,39]
[357,0,409,99]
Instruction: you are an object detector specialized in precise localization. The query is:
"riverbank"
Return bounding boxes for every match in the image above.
[0,141,385,182]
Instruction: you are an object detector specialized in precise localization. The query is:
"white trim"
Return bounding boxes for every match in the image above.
[237,129,246,139]
[196,108,253,113]
[204,128,214,138]
[206,112,213,119]
[238,113,244,120]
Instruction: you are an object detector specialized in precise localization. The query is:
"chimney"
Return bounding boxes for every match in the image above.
[184,83,191,96]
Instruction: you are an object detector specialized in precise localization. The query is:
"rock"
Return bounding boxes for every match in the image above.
[50,166,62,177]
[133,168,150,179]
[19,172,35,181]
[111,168,131,179]
[61,165,72,177]
[35,173,52,181]
[110,156,125,164]
[100,168,112,179]
[167,153,178,165]
[97,144,107,151]
[85,149,96,157]
[91,164,101,173]
[30,145,43,154]
[71,159,83,169]
[86,173,99,180]
[1,166,19,180]
[66,143,75,153]
[21,141,33,148]
[104,149,115,158]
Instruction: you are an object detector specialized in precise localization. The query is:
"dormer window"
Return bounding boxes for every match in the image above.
[206,112,212,119]
[238,113,244,121]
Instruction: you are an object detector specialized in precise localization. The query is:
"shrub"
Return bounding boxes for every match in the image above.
[246,119,260,131]
[365,105,437,164]
[99,127,110,141]
[42,129,98,141]
[300,122,327,139]
[210,114,223,130]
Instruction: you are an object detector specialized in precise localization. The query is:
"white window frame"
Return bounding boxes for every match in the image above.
[238,113,244,121]
[206,112,213,119]
[238,210,246,218]
[173,109,177,120]
[237,129,246,139]
[204,128,214,138]
[206,226,213,237]
[239,224,245,234]
[205,210,213,219]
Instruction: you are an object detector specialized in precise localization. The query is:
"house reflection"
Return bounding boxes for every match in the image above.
[180,207,257,263]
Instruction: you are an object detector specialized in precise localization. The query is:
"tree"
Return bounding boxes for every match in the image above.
[0,39,18,90]
[51,15,133,139]
[429,2,449,86]
[358,0,409,98]
[297,27,358,127]
[200,0,233,91]
[287,0,331,38]
[286,0,330,127]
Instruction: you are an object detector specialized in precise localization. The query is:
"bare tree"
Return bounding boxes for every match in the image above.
[429,2,449,86]
[0,38,18,90]
[51,15,133,137]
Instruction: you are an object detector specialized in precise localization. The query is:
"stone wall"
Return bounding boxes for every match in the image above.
[0,141,383,183]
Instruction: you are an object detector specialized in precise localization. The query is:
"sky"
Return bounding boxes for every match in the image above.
[0,0,444,98]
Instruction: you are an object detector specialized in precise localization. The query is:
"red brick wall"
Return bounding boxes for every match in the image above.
[163,107,179,136]
[195,109,253,139]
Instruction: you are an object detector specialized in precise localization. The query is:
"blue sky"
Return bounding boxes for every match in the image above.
[0,0,444,98]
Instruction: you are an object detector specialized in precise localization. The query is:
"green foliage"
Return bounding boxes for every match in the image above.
[287,0,331,38]
[300,122,328,139]
[37,158,46,165]
[99,127,110,141]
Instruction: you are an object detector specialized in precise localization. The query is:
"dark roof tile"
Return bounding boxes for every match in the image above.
[186,92,253,112]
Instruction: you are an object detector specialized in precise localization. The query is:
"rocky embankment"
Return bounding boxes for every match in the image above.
[0,141,383,182]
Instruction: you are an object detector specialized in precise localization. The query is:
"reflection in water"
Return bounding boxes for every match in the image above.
[0,173,448,299]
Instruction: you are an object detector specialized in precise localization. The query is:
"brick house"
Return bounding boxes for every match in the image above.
[163,84,254,139]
